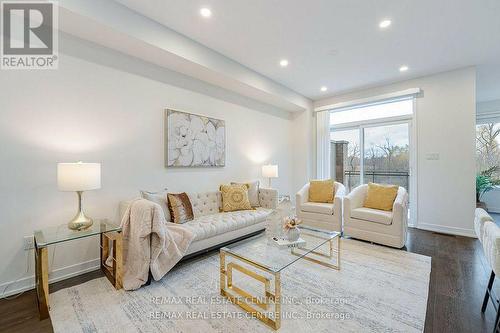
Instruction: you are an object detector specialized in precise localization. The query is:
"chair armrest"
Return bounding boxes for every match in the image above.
[344,185,366,210]
[295,184,310,211]
[392,187,409,236]
[259,188,278,209]
[334,183,345,216]
[334,182,346,201]
[343,185,366,219]
[392,187,409,211]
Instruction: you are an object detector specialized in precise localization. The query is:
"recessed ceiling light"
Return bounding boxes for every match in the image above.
[320,86,328,92]
[399,65,409,72]
[379,19,392,28]
[279,59,289,67]
[200,8,212,18]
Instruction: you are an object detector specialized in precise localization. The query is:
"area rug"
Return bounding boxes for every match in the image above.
[50,239,431,333]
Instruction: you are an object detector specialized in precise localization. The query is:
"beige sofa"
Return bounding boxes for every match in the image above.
[120,188,278,257]
[343,184,408,248]
[295,182,345,232]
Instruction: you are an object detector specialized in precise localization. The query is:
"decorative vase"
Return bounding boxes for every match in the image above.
[285,227,300,242]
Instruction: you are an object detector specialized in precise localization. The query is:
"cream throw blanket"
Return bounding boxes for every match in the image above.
[119,198,195,290]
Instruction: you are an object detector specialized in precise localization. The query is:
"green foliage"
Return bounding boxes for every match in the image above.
[476,172,498,202]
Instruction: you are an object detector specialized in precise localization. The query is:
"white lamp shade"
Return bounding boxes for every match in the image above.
[57,162,101,191]
[262,164,278,178]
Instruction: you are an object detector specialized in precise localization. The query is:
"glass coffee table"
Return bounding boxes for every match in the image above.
[219,226,341,330]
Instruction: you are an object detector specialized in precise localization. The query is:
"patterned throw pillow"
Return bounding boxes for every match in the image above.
[167,192,194,223]
[219,184,253,212]
[231,181,260,207]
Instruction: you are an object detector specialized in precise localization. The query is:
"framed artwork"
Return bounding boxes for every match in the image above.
[165,109,226,167]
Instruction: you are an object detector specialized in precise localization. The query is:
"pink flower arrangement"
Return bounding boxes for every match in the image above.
[283,216,302,230]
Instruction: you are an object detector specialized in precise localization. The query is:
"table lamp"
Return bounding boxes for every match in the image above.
[57,162,101,230]
[262,164,278,188]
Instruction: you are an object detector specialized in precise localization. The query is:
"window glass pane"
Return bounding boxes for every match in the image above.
[330,129,360,191]
[330,99,413,126]
[363,123,410,191]
[476,123,500,178]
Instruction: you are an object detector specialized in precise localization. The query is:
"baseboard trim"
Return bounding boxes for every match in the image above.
[0,258,100,298]
[416,222,477,238]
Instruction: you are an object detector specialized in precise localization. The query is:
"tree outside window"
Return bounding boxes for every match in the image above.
[476,123,500,178]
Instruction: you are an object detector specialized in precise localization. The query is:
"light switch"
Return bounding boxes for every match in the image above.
[426,152,440,160]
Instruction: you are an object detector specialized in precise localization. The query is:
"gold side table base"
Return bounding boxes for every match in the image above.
[100,231,123,289]
[35,243,49,320]
[34,230,123,321]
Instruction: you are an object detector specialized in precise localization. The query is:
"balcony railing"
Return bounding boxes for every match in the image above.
[343,170,409,191]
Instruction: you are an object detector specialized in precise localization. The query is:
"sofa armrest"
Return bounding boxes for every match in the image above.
[259,188,278,209]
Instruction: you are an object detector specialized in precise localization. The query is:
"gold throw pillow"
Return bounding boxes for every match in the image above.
[363,182,399,211]
[220,184,253,212]
[308,179,334,203]
[167,192,194,223]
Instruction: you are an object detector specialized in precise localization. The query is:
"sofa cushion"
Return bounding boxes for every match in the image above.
[182,208,271,241]
[220,184,253,212]
[301,202,334,215]
[141,190,171,222]
[232,181,260,207]
[351,207,393,225]
[167,193,194,224]
[188,191,221,218]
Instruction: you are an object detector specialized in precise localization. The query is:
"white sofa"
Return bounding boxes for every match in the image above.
[343,184,408,248]
[295,182,345,232]
[120,188,278,257]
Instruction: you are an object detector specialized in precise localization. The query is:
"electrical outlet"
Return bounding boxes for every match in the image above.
[23,236,34,250]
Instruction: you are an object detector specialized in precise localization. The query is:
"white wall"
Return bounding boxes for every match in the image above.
[290,109,314,192]
[0,37,295,295]
[314,67,477,237]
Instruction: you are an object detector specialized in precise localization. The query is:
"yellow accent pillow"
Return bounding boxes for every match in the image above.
[308,179,335,203]
[219,184,253,212]
[363,182,399,211]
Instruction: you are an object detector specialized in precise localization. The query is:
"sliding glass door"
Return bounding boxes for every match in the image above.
[331,121,410,192]
[329,98,415,224]
[363,122,410,191]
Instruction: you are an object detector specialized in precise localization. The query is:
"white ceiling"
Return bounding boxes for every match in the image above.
[114,0,500,102]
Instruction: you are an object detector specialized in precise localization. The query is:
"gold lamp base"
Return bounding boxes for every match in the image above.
[68,191,94,230]
[68,211,93,230]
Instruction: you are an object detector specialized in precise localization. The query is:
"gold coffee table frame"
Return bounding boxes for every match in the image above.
[220,228,340,330]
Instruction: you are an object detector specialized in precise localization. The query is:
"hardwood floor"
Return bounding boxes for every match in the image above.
[0,227,496,333]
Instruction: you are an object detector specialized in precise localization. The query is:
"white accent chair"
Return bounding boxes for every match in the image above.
[295,182,345,232]
[343,184,408,248]
[474,208,500,333]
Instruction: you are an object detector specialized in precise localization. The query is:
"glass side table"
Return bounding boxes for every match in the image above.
[33,220,122,319]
